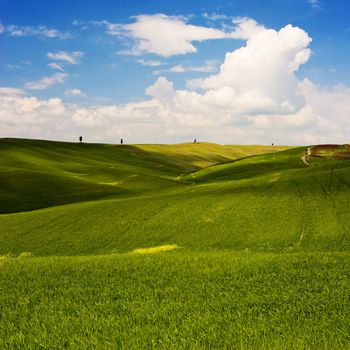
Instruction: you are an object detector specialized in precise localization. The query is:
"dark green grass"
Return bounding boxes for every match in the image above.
[1,252,349,349]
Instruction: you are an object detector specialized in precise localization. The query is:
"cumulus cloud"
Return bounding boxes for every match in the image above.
[0,87,26,96]
[64,88,86,97]
[25,73,67,90]
[187,24,312,116]
[0,92,164,142]
[47,51,84,65]
[0,95,62,133]
[4,24,72,39]
[300,79,350,128]
[230,17,267,40]
[145,77,175,102]
[1,80,349,145]
[1,19,350,145]
[95,14,265,57]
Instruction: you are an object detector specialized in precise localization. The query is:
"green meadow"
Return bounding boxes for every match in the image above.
[0,138,349,349]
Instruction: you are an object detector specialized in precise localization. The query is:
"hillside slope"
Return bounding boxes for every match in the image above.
[0,138,288,213]
[1,139,349,256]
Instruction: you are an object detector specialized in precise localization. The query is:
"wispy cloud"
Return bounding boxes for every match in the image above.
[71,19,89,31]
[72,20,81,26]
[6,60,31,71]
[25,73,67,90]
[48,62,65,71]
[47,51,84,65]
[153,61,219,75]
[202,12,231,21]
[136,59,165,67]
[5,24,72,39]
[72,20,83,26]
[64,88,86,97]
[307,0,322,10]
[0,21,4,34]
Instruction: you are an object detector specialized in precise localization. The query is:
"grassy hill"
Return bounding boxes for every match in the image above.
[0,138,287,214]
[0,140,348,255]
[0,138,349,348]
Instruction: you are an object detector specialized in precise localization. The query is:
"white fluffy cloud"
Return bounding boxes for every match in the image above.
[229,17,267,40]
[145,77,175,102]
[0,87,26,96]
[97,14,265,57]
[109,14,229,57]
[0,89,163,142]
[187,24,312,116]
[47,51,84,65]
[1,19,350,145]
[1,79,349,145]
[25,73,67,90]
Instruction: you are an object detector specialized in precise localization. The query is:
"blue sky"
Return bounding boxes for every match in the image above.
[1,0,350,144]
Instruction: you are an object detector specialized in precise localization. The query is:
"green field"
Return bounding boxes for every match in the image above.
[0,138,349,349]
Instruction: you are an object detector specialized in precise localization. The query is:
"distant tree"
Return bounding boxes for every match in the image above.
[272,142,274,146]
[194,139,197,143]
[79,136,82,143]
[120,138,123,145]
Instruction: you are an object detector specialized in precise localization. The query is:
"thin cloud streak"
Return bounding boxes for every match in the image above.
[25,73,67,90]
[47,51,84,65]
[4,24,72,39]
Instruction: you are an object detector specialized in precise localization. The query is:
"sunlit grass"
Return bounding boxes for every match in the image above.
[0,251,349,349]
[17,252,33,258]
[130,244,178,254]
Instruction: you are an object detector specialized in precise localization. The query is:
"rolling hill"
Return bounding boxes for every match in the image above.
[0,138,288,214]
[0,138,349,349]
[0,139,348,255]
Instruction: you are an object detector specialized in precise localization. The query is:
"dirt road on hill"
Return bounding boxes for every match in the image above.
[301,147,312,166]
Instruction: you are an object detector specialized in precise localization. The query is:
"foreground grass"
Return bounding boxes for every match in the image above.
[0,251,349,349]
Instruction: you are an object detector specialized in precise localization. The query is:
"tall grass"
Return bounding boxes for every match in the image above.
[1,251,349,349]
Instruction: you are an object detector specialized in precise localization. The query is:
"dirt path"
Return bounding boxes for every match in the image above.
[301,147,312,166]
